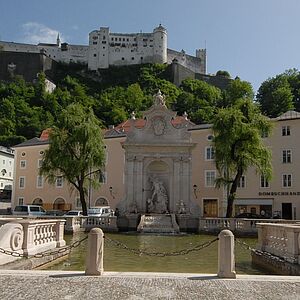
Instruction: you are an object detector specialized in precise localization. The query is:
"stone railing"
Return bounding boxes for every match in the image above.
[256,223,300,264]
[64,216,118,233]
[0,218,66,265]
[199,218,298,235]
[82,216,118,231]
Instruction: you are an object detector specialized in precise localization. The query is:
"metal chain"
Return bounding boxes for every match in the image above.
[235,238,256,252]
[104,236,219,257]
[235,238,289,263]
[0,235,88,259]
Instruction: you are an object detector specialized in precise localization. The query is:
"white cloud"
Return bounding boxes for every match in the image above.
[21,22,64,44]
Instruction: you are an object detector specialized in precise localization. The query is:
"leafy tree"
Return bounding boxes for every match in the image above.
[221,79,254,107]
[216,70,231,78]
[256,74,294,117]
[40,103,106,215]
[213,99,272,217]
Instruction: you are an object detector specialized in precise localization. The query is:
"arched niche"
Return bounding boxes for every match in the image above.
[53,197,65,210]
[95,197,109,206]
[32,198,43,206]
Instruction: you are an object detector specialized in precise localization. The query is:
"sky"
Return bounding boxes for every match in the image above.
[0,0,300,93]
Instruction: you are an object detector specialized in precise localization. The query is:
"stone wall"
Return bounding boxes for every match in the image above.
[252,250,300,275]
[171,60,232,89]
[0,51,57,82]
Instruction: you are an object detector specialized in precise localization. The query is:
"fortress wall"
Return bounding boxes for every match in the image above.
[167,49,205,74]
[0,41,39,53]
[0,51,57,82]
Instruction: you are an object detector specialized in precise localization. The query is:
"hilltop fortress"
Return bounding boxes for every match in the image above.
[0,25,206,74]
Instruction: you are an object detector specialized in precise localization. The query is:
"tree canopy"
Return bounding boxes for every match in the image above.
[256,69,300,117]
[39,103,106,215]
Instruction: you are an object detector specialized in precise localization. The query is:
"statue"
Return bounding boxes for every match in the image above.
[177,200,187,214]
[147,177,168,214]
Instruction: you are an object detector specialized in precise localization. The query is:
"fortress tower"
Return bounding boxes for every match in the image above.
[153,24,167,64]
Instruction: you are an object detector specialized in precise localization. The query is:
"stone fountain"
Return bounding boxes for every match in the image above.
[117,91,200,233]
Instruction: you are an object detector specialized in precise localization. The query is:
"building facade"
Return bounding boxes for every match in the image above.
[12,108,300,219]
[0,25,206,74]
[0,146,14,198]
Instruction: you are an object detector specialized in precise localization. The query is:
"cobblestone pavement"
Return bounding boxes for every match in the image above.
[0,270,299,300]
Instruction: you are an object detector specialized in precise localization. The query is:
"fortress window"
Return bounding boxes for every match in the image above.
[119,38,121,41]
[93,42,97,45]
[122,57,124,60]
[127,38,129,41]
[131,57,134,60]
[102,41,106,44]
[93,54,97,57]
[123,38,125,41]
[103,46,105,49]
[141,57,143,60]
[134,38,136,41]
[103,36,106,40]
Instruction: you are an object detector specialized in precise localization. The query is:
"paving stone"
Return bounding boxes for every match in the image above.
[0,271,299,300]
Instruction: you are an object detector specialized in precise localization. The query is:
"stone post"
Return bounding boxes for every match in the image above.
[85,228,104,276]
[55,220,66,248]
[218,229,236,278]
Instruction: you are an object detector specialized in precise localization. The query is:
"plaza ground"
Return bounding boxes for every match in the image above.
[0,270,299,300]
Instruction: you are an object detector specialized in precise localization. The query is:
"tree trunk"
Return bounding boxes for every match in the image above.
[79,186,88,216]
[226,169,243,218]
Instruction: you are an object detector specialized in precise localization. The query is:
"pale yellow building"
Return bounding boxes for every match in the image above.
[12,110,300,219]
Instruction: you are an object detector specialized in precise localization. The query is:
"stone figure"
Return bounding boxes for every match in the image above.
[147,177,168,214]
[129,200,138,214]
[177,200,187,214]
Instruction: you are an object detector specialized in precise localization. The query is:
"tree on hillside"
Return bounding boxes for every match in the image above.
[216,70,231,78]
[256,73,295,117]
[173,78,222,123]
[221,79,254,107]
[213,99,272,217]
[39,103,106,215]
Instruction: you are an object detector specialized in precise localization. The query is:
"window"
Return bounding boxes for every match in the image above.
[237,176,246,188]
[19,176,25,188]
[37,175,43,188]
[207,135,214,141]
[282,150,292,163]
[2,159,5,165]
[205,146,215,160]
[56,176,63,188]
[261,130,269,138]
[282,126,290,136]
[20,160,26,169]
[76,197,81,208]
[18,197,24,205]
[205,170,216,187]
[38,159,43,168]
[93,54,97,57]
[93,42,97,45]
[99,171,107,184]
[282,174,292,187]
[121,57,124,60]
[260,175,269,188]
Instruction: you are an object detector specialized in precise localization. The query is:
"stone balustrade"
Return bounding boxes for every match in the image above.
[0,218,66,265]
[64,216,118,233]
[256,223,300,264]
[199,218,298,235]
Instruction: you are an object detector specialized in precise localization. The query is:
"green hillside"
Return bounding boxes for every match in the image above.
[0,62,253,147]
